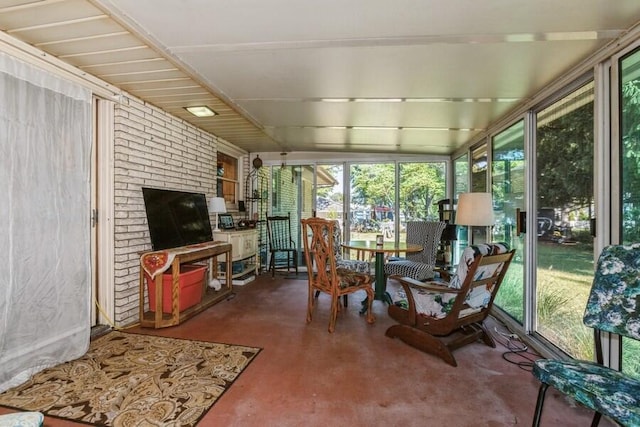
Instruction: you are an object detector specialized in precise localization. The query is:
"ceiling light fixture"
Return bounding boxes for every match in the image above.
[184,105,217,117]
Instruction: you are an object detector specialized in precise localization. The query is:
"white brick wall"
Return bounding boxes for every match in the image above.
[113,95,220,326]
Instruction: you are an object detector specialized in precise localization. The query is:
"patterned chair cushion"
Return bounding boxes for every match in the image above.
[385,261,436,281]
[583,243,640,339]
[336,268,373,289]
[532,244,640,426]
[336,259,371,273]
[533,359,640,426]
[392,242,510,319]
[0,412,44,427]
[324,220,371,274]
[448,242,510,307]
[384,221,446,281]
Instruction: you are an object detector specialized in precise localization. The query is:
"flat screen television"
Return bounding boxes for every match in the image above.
[142,187,213,251]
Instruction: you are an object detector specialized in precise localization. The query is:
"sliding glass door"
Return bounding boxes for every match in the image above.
[534,82,595,358]
[348,163,396,242]
[620,47,640,377]
[492,121,525,323]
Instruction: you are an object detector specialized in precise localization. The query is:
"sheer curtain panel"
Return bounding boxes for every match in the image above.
[0,52,92,392]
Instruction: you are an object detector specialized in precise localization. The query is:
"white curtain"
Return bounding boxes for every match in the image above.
[0,52,92,392]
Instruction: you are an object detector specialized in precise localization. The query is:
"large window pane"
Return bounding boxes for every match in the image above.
[398,162,446,223]
[349,163,396,242]
[535,82,595,358]
[620,47,640,378]
[398,161,446,244]
[492,121,525,323]
[470,144,489,243]
[453,155,470,258]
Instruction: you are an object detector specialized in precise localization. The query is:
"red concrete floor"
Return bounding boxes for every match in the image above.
[1,274,616,427]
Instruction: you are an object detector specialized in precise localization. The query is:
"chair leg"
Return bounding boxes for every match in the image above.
[270,253,275,277]
[315,290,348,307]
[532,383,549,427]
[385,324,456,366]
[328,294,339,333]
[590,412,601,427]
[307,288,315,324]
[478,322,496,348]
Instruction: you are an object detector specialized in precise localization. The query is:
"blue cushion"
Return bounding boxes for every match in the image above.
[533,358,640,425]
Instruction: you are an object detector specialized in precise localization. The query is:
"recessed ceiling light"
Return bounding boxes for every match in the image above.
[184,106,217,117]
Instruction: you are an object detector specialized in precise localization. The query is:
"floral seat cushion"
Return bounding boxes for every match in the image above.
[532,243,640,426]
[533,359,640,425]
[0,412,44,427]
[336,268,373,289]
[393,242,510,319]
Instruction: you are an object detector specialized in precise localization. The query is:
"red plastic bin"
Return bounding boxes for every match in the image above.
[145,264,207,313]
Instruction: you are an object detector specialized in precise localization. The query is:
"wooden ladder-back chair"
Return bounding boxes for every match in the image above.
[386,242,515,366]
[266,213,298,277]
[301,217,375,333]
[532,244,640,427]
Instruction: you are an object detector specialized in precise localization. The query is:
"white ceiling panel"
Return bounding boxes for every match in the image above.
[1,0,640,155]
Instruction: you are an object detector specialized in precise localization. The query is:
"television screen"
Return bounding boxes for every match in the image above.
[142,187,213,251]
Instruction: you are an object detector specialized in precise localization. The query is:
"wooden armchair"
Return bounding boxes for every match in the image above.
[386,242,515,366]
[301,217,375,333]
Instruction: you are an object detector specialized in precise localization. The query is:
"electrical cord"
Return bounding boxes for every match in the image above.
[94,298,139,331]
[490,324,540,372]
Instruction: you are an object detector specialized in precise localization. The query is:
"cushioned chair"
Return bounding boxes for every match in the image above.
[328,220,371,273]
[386,242,514,366]
[266,213,298,277]
[317,219,372,306]
[301,217,375,333]
[531,244,640,427]
[384,221,446,281]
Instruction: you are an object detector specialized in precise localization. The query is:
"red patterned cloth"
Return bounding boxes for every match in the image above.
[140,241,224,279]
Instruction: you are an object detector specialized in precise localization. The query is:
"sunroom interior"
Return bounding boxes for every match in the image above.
[2,1,640,423]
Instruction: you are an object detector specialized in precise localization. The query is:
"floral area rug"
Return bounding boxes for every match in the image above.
[0,331,261,426]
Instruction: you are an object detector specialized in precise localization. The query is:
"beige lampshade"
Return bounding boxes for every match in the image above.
[208,197,227,214]
[455,192,495,226]
[209,197,227,232]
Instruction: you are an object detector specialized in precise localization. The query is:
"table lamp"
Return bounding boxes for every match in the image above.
[455,192,495,244]
[440,223,458,264]
[209,197,227,232]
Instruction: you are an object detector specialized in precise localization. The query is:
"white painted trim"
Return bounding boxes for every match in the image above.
[253,151,449,165]
[96,98,115,326]
[594,61,612,251]
[0,30,121,100]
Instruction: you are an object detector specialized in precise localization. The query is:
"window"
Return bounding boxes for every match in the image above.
[216,152,239,207]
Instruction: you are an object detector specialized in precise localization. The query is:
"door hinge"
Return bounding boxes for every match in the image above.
[91,208,98,227]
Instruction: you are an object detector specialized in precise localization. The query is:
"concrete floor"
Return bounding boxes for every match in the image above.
[1,273,615,426]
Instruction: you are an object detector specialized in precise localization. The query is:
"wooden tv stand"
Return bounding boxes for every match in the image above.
[139,241,233,328]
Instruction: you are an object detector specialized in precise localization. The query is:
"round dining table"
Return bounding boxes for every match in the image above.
[341,240,423,307]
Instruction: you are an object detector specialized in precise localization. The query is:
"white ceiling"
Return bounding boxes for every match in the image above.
[2,0,640,156]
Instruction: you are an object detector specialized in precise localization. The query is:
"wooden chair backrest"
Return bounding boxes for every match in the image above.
[434,249,515,333]
[267,213,296,250]
[301,217,339,293]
